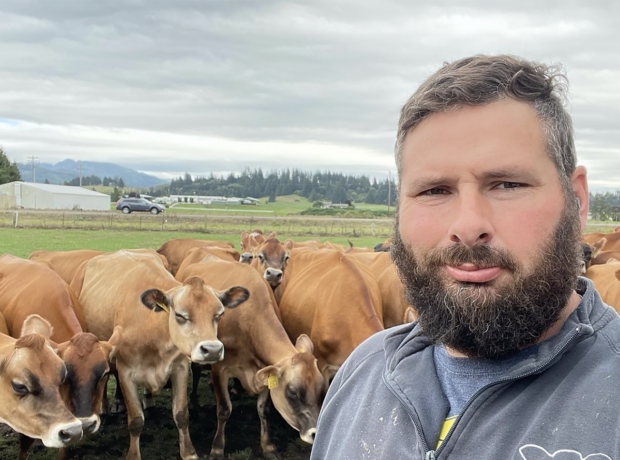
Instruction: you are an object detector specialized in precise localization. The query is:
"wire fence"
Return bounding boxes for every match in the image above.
[0,210,395,238]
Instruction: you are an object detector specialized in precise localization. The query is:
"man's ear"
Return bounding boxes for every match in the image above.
[140,289,171,313]
[571,165,588,231]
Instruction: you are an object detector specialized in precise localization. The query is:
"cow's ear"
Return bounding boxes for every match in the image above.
[403,307,417,324]
[592,238,606,257]
[215,286,249,309]
[284,239,295,251]
[295,334,314,354]
[140,289,171,313]
[255,365,283,390]
[267,232,276,239]
[21,314,53,339]
[102,326,122,361]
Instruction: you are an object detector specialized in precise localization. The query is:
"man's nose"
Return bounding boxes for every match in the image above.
[448,193,493,247]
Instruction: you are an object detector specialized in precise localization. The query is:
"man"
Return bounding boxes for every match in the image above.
[310,55,620,460]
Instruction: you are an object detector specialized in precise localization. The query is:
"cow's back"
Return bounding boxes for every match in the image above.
[0,255,85,341]
[29,249,105,284]
[278,250,383,366]
[587,263,620,311]
[79,250,177,340]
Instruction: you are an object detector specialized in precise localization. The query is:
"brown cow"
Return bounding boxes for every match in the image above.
[592,251,620,266]
[176,257,325,459]
[239,230,267,263]
[0,255,119,459]
[373,237,393,252]
[157,238,235,275]
[0,311,8,335]
[353,251,414,328]
[275,249,384,382]
[584,231,620,252]
[29,249,105,284]
[249,235,294,288]
[586,262,620,312]
[0,315,83,448]
[73,250,249,460]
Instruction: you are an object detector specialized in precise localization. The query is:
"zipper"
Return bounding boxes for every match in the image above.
[384,325,582,459]
[383,372,431,456]
[434,325,582,458]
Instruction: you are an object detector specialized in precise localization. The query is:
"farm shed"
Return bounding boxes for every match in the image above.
[0,182,110,211]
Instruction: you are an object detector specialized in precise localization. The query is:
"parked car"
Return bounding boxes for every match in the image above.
[116,198,166,215]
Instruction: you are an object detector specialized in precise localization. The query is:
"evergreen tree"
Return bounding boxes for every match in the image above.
[111,187,121,202]
[0,147,22,184]
[44,178,50,184]
[268,190,277,203]
[118,177,125,188]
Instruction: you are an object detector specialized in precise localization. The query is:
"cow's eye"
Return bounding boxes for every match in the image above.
[284,255,290,262]
[12,382,29,396]
[175,312,188,323]
[214,312,224,323]
[257,254,264,261]
[286,386,298,399]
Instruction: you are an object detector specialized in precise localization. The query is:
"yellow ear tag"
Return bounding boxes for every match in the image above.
[155,301,169,313]
[267,374,279,389]
[299,347,305,353]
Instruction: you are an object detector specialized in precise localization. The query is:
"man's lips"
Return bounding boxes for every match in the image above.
[445,264,502,283]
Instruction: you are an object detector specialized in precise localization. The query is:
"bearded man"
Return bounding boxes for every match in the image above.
[310,55,620,460]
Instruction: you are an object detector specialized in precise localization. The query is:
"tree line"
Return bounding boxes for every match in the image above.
[151,169,397,205]
[589,191,620,221]
[63,175,126,187]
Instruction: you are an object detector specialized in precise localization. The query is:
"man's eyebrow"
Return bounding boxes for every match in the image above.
[404,168,542,192]
[477,168,541,182]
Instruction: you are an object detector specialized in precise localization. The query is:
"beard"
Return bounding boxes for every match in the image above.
[391,201,583,359]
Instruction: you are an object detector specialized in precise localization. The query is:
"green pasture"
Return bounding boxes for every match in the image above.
[0,228,385,258]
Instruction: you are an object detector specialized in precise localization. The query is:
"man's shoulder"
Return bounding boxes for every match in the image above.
[335,323,415,384]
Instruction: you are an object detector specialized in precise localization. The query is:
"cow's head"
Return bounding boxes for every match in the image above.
[373,237,393,253]
[239,231,265,264]
[55,328,121,435]
[251,236,294,287]
[254,335,325,444]
[0,315,83,447]
[140,277,249,364]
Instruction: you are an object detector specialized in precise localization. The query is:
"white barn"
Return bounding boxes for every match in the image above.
[0,182,111,211]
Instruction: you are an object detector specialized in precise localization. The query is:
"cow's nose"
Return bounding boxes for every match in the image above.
[58,423,83,445]
[239,253,253,264]
[265,269,283,281]
[301,428,317,444]
[194,341,224,364]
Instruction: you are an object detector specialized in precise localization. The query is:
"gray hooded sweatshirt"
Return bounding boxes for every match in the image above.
[311,278,620,460]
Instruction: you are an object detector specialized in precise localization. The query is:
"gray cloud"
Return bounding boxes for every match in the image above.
[0,0,618,190]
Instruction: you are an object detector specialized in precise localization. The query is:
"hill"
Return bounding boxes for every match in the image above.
[18,160,168,188]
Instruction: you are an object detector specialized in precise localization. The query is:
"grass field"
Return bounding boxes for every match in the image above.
[0,228,385,259]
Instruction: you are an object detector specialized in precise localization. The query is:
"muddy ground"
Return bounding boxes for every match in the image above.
[0,374,312,460]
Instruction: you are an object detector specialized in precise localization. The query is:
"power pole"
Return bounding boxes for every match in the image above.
[78,162,83,186]
[27,156,39,183]
[387,170,392,214]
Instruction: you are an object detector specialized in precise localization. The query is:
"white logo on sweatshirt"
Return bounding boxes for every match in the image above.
[519,444,611,460]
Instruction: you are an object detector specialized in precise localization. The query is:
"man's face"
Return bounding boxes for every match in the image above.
[394,99,583,358]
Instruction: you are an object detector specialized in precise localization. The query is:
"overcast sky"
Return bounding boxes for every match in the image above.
[0,0,618,191]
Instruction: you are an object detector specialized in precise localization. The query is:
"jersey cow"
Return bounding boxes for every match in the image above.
[250,235,294,288]
[72,250,248,460]
[584,231,620,253]
[176,257,325,459]
[0,255,119,459]
[275,249,384,383]
[157,238,235,275]
[29,249,106,284]
[0,315,83,449]
[586,261,620,312]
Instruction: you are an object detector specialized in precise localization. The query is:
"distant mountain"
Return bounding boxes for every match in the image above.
[17,160,168,188]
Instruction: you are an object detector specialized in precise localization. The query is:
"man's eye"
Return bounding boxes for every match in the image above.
[420,188,449,196]
[496,182,525,190]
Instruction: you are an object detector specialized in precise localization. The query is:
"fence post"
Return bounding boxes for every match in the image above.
[13,211,18,228]
[62,212,65,228]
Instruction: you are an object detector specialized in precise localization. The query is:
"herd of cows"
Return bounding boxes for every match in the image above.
[0,228,619,460]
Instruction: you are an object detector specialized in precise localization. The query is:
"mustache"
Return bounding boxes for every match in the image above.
[423,244,520,273]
